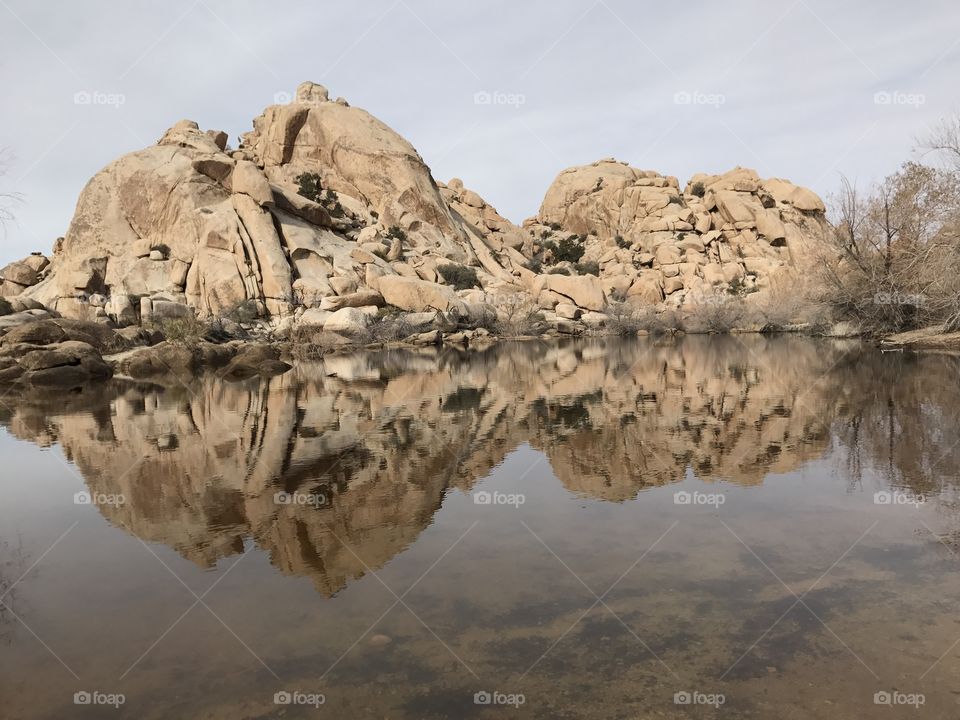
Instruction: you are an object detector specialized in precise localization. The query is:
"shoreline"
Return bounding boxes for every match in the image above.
[3,310,954,392]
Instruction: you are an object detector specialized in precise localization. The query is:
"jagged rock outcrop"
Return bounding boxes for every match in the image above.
[525,159,829,309]
[0,253,50,297]
[24,83,517,331]
[17,83,830,335]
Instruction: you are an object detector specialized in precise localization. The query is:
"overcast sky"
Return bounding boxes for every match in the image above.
[1,0,957,264]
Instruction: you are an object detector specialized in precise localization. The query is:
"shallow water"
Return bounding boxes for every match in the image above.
[1,335,959,719]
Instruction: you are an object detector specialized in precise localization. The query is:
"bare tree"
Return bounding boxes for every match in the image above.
[0,149,20,227]
[816,161,960,333]
[922,114,960,170]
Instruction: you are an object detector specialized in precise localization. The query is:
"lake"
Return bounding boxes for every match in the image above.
[1,335,958,719]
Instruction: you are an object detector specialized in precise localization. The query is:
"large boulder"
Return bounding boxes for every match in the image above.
[1,260,40,287]
[376,275,460,313]
[543,274,606,311]
[0,339,112,386]
[323,307,374,335]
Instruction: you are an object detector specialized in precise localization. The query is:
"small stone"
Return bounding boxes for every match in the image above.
[368,634,392,647]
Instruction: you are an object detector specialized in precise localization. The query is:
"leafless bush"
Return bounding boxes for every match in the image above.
[606,302,642,336]
[634,307,684,335]
[160,315,208,347]
[0,150,21,228]
[683,299,749,334]
[753,279,830,331]
[815,160,960,334]
[360,312,413,343]
[494,295,545,337]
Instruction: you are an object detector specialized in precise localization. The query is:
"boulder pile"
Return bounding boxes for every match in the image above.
[3,82,830,346]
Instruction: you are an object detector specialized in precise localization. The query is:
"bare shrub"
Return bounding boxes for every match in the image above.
[494,295,545,337]
[361,312,413,343]
[683,299,748,334]
[815,158,960,334]
[635,307,684,335]
[606,302,642,336]
[161,315,207,346]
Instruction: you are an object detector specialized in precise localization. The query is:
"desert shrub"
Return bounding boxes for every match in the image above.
[575,261,600,276]
[0,297,12,317]
[289,325,339,357]
[295,173,345,217]
[385,225,408,243]
[635,307,684,335]
[547,266,570,275]
[295,172,324,202]
[523,257,543,273]
[323,189,344,217]
[726,276,758,297]
[542,235,585,264]
[606,302,642,336]
[816,157,960,335]
[690,181,706,197]
[615,235,631,249]
[749,281,830,332]
[361,312,413,343]
[549,222,561,231]
[437,264,480,290]
[684,299,748,334]
[494,296,545,337]
[161,315,207,346]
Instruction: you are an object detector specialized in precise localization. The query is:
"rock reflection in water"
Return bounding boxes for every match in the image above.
[3,335,959,600]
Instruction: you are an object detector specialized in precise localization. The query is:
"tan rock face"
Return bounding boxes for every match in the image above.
[240,89,471,256]
[26,83,830,326]
[30,82,523,326]
[377,275,459,313]
[530,161,829,309]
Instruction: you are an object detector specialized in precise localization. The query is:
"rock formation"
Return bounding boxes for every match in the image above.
[3,82,830,338]
[525,160,829,308]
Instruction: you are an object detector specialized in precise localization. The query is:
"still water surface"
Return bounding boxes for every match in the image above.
[1,335,959,718]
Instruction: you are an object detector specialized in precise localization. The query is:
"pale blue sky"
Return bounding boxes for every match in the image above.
[1,0,958,263]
